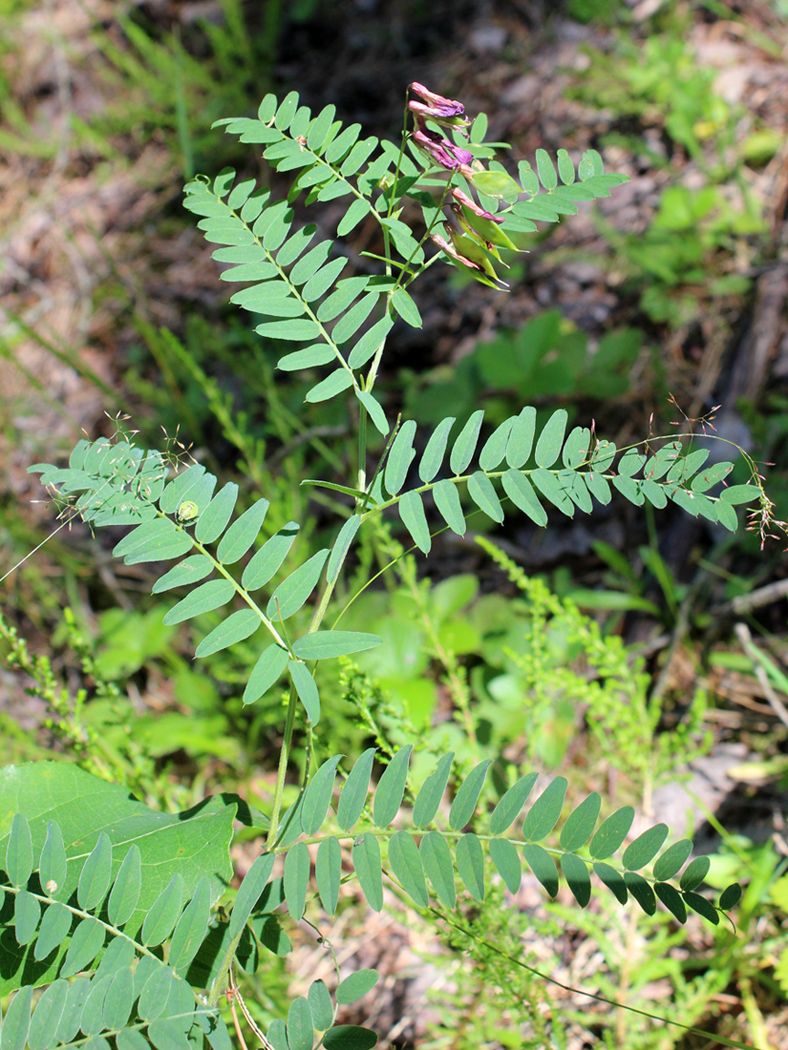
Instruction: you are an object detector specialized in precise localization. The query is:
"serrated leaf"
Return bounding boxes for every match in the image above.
[420,832,456,909]
[623,824,669,871]
[489,837,521,894]
[389,832,428,907]
[352,834,383,911]
[593,862,627,904]
[315,836,342,916]
[399,490,431,554]
[288,661,321,724]
[301,756,343,835]
[450,409,484,475]
[449,760,491,831]
[561,853,591,907]
[653,839,693,881]
[195,608,260,657]
[589,806,634,860]
[559,793,601,852]
[373,745,412,826]
[39,820,67,898]
[413,752,454,829]
[142,874,184,946]
[680,856,710,892]
[60,916,105,978]
[284,841,310,922]
[337,748,376,831]
[432,479,466,536]
[267,549,329,620]
[489,772,538,835]
[107,845,142,928]
[467,471,504,522]
[501,470,548,526]
[6,814,33,886]
[523,777,567,842]
[456,833,486,901]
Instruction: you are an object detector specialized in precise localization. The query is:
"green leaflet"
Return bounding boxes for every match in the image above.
[532,468,574,516]
[333,292,379,345]
[229,854,275,938]
[559,793,601,852]
[355,390,390,436]
[287,999,313,1050]
[625,872,656,916]
[352,834,383,912]
[489,772,538,835]
[159,464,209,515]
[308,979,333,1032]
[561,853,591,907]
[420,832,456,909]
[384,420,418,495]
[391,287,421,328]
[523,777,567,842]
[337,748,376,831]
[14,890,40,945]
[288,661,321,724]
[39,821,67,900]
[152,556,214,594]
[449,409,484,475]
[107,846,142,929]
[3,985,33,1050]
[501,470,547,527]
[168,878,211,973]
[347,316,394,369]
[432,479,466,536]
[141,875,184,947]
[456,833,485,901]
[161,579,235,626]
[284,842,310,922]
[301,755,343,835]
[316,837,342,915]
[305,369,354,403]
[449,760,491,831]
[589,806,635,860]
[479,417,515,471]
[623,824,669,871]
[655,882,687,924]
[278,344,336,371]
[243,644,290,706]
[680,856,710,892]
[322,1027,378,1050]
[28,980,68,1050]
[488,837,521,894]
[336,969,379,1005]
[113,519,194,566]
[34,902,71,961]
[337,197,370,236]
[242,522,300,591]
[388,831,428,908]
[327,516,361,584]
[419,416,455,483]
[215,498,269,565]
[292,631,381,660]
[653,839,693,881]
[373,745,412,826]
[318,276,369,322]
[266,549,329,621]
[194,608,260,658]
[6,814,33,887]
[534,410,567,468]
[77,833,113,911]
[467,471,504,523]
[413,752,454,829]
[522,843,558,898]
[399,490,431,554]
[60,917,105,978]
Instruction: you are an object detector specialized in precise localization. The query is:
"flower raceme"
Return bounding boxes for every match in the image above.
[407,81,471,134]
[412,126,475,172]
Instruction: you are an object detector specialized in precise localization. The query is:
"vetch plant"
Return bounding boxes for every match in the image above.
[0,82,773,1050]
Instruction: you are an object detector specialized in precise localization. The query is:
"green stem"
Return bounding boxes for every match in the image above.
[266,683,299,849]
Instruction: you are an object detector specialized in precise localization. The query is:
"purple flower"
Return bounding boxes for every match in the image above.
[429,231,484,273]
[408,82,469,123]
[450,186,503,225]
[413,127,474,171]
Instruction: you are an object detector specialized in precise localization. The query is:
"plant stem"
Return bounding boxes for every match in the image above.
[266,683,299,849]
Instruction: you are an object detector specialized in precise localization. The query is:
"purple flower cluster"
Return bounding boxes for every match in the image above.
[408,83,474,173]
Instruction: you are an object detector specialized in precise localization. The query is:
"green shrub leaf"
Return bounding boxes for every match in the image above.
[420,832,456,909]
[337,748,376,831]
[388,832,428,907]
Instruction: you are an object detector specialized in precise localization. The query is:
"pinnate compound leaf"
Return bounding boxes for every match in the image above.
[388,832,428,907]
[316,837,342,916]
[243,521,300,591]
[489,772,538,835]
[413,752,454,829]
[456,833,486,901]
[288,661,321,724]
[28,979,68,1050]
[624,872,656,915]
[449,760,491,831]
[6,814,33,886]
[322,1027,378,1050]
[450,409,484,475]
[489,837,521,894]
[142,874,184,946]
[655,882,687,923]
[195,608,260,657]
[229,854,275,938]
[284,842,310,922]
[432,479,466,536]
[162,579,235,626]
[653,839,693,881]
[559,793,601,852]
[593,862,627,905]
[680,856,710,892]
[215,498,269,564]
[501,470,547,527]
[420,832,456,909]
[301,755,343,835]
[623,824,669,871]
[523,777,567,842]
[561,852,591,907]
[398,490,431,554]
[337,748,376,831]
[266,549,329,620]
[352,834,383,912]
[589,806,634,860]
[337,969,379,1005]
[243,644,290,706]
[535,409,567,468]
[373,745,412,826]
[419,416,455,483]
[39,820,67,898]
[293,631,381,661]
[77,832,113,911]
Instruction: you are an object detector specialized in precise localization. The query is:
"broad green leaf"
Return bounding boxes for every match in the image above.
[267,549,329,620]
[152,556,214,594]
[501,470,547,526]
[479,417,515,471]
[288,661,321,724]
[489,837,521,894]
[215,498,269,565]
[655,882,687,923]
[373,745,412,826]
[195,608,260,657]
[307,979,333,1032]
[229,854,275,938]
[593,862,627,905]
[683,891,719,925]
[456,833,485,900]
[419,416,455,483]
[243,521,300,591]
[6,814,33,886]
[77,832,113,911]
[398,490,431,554]
[680,856,710,892]
[622,824,669,871]
[322,1026,378,1050]
[14,890,40,945]
[194,483,239,545]
[624,872,656,915]
[432,479,466,536]
[653,839,693,881]
[169,878,211,972]
[467,471,504,522]
[60,917,105,978]
[347,316,394,370]
[384,420,417,496]
[38,820,67,899]
[54,977,89,1044]
[336,969,379,1005]
[142,874,184,946]
[138,966,174,1022]
[102,966,134,1031]
[2,985,32,1050]
[352,834,383,911]
[292,631,381,661]
[523,777,567,842]
[559,793,601,852]
[243,644,290,706]
[420,832,456,909]
[316,837,342,916]
[337,748,376,831]
[449,409,484,475]
[286,997,313,1050]
[389,832,428,907]
[107,845,142,929]
[413,752,454,829]
[489,772,539,835]
[327,516,361,584]
[33,902,71,961]
[720,484,759,505]
[449,760,491,831]
[355,390,390,436]
[506,406,536,468]
[534,410,568,468]
[589,806,634,860]
[522,843,558,897]
[162,579,235,626]
[284,842,310,922]
[719,883,743,910]
[301,756,343,835]
[28,979,68,1050]
[81,974,112,1036]
[561,852,591,907]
